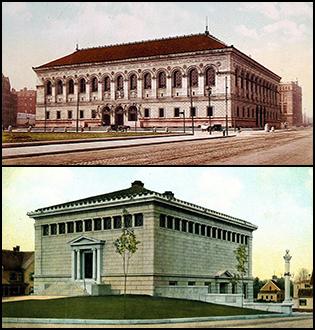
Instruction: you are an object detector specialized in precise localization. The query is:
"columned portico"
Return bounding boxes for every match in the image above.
[69,236,105,283]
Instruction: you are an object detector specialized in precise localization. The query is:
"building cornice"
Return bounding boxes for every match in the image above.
[27,192,257,231]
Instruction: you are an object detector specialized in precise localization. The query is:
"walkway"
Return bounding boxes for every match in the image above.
[2,132,235,159]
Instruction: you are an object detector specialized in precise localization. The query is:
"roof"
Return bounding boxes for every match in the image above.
[27,180,257,231]
[259,280,282,293]
[2,250,34,271]
[35,33,227,69]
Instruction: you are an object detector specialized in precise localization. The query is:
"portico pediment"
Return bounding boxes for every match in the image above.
[214,270,234,278]
[68,235,105,247]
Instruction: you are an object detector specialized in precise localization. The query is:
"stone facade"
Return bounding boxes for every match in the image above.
[27,181,257,301]
[279,81,302,127]
[33,33,281,130]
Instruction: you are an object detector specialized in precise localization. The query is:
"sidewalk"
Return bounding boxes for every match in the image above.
[2,132,235,159]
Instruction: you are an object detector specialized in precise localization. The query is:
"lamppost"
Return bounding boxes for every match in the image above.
[190,86,195,135]
[76,84,80,133]
[44,93,47,133]
[206,86,212,135]
[179,110,186,133]
[225,76,229,136]
[132,103,141,132]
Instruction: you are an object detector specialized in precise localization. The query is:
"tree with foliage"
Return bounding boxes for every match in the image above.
[234,244,248,307]
[113,228,140,297]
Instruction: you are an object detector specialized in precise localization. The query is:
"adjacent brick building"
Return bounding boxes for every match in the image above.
[12,88,36,127]
[27,180,257,301]
[279,81,302,127]
[33,30,281,130]
[2,74,17,128]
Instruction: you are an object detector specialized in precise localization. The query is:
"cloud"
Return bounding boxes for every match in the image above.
[240,2,313,21]
[3,2,32,21]
[235,24,259,39]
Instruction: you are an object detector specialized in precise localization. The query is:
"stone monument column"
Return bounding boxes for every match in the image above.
[283,249,292,303]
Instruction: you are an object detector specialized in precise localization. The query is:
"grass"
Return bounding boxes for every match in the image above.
[2,295,274,320]
[2,132,166,143]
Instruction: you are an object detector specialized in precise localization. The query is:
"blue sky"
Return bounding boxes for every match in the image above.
[2,2,313,117]
[2,167,313,280]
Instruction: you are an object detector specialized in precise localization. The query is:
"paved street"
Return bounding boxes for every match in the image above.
[2,315,313,328]
[2,128,312,165]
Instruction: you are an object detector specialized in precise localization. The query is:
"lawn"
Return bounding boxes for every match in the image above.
[2,295,273,319]
[2,132,167,143]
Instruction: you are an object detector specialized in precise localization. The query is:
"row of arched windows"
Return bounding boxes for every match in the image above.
[45,67,217,96]
[235,68,278,104]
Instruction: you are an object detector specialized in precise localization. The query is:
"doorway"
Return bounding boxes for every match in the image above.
[102,107,111,126]
[84,251,93,279]
[115,107,124,126]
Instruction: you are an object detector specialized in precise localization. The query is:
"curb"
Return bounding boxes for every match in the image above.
[2,313,310,325]
[2,135,236,160]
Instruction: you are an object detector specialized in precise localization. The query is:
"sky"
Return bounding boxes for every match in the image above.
[2,167,313,280]
[2,2,313,118]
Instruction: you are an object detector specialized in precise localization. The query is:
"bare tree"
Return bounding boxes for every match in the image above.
[296,268,310,282]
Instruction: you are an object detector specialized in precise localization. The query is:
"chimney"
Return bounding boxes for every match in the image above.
[163,191,174,199]
[131,180,144,188]
[13,245,20,252]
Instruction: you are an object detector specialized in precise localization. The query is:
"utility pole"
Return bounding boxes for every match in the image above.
[225,76,229,136]
[76,84,80,132]
[190,86,194,135]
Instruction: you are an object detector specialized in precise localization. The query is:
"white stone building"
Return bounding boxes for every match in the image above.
[33,30,281,130]
[27,180,257,300]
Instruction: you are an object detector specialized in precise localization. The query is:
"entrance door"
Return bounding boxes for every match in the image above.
[115,107,124,126]
[220,282,228,294]
[84,251,93,279]
[102,107,111,126]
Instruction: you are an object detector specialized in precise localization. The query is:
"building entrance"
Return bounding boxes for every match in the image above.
[115,107,124,126]
[84,251,93,279]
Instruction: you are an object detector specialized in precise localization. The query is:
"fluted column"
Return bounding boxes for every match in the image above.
[92,248,97,281]
[72,249,76,280]
[96,248,101,284]
[76,249,81,280]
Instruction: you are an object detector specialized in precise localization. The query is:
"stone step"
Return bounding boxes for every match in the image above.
[42,282,88,296]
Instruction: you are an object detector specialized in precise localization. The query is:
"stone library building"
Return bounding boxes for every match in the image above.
[28,180,257,301]
[33,29,281,130]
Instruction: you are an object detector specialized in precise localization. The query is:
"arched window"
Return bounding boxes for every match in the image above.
[68,79,74,94]
[130,74,137,90]
[46,81,52,96]
[158,71,166,88]
[189,68,198,87]
[79,78,86,93]
[104,76,111,92]
[128,106,137,121]
[91,77,98,92]
[205,67,216,86]
[117,75,123,91]
[144,73,151,89]
[57,80,63,95]
[173,70,182,88]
